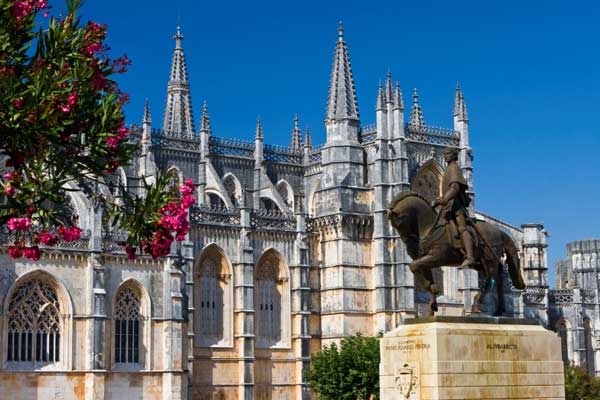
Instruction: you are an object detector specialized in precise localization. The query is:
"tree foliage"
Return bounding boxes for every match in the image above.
[0,0,194,259]
[306,334,380,400]
[565,365,600,400]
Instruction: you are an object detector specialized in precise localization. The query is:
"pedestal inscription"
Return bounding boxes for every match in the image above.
[379,317,565,400]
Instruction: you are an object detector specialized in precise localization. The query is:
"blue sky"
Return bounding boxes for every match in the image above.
[74,0,599,284]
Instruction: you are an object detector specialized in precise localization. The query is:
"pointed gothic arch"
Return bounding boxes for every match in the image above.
[206,190,228,208]
[166,165,184,186]
[556,319,572,366]
[584,318,596,374]
[111,279,152,370]
[194,244,233,347]
[411,159,444,204]
[254,248,290,348]
[276,179,294,211]
[222,173,242,207]
[2,269,73,370]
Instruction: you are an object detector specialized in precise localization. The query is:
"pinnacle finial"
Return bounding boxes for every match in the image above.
[385,70,394,104]
[142,98,152,124]
[376,81,385,111]
[410,88,425,128]
[393,82,404,110]
[459,93,469,122]
[200,100,211,134]
[163,25,195,138]
[291,114,302,151]
[174,25,183,49]
[326,21,359,122]
[304,127,312,148]
[454,81,462,116]
[255,117,263,140]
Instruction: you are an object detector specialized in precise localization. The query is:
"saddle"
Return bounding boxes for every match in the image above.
[445,219,481,258]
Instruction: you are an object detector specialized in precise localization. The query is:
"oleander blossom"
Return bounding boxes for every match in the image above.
[7,217,31,231]
[39,231,58,246]
[132,178,195,259]
[57,225,82,242]
[8,245,23,258]
[23,246,40,261]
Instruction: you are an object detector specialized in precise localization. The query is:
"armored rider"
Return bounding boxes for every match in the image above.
[432,147,475,267]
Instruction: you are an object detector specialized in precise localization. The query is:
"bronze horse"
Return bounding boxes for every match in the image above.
[387,191,525,316]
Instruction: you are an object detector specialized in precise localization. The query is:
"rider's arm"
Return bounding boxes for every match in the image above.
[437,182,460,206]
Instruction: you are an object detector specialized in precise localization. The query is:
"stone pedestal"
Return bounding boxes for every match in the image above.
[379,316,565,400]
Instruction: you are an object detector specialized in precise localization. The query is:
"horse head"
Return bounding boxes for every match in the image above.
[387,192,438,253]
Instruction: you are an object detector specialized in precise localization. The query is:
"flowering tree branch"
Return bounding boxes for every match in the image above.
[0,0,194,260]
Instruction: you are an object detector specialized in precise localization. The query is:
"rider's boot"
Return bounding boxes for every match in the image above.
[461,231,477,267]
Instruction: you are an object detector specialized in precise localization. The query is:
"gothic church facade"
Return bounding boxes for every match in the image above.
[0,23,594,400]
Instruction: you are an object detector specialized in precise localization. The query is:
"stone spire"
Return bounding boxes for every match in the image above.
[304,127,312,149]
[325,22,359,122]
[141,98,152,152]
[376,81,385,111]
[393,82,404,110]
[255,117,263,140]
[458,93,468,122]
[162,26,195,139]
[291,114,302,151]
[409,88,425,128]
[199,101,211,135]
[454,82,462,116]
[142,98,152,125]
[385,70,394,104]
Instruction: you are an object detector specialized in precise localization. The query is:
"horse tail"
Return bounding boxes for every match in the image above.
[502,231,526,290]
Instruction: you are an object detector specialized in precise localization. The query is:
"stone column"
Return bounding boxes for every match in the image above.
[237,204,255,400]
[293,214,312,399]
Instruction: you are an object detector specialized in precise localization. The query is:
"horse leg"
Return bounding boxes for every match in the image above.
[494,263,505,317]
[424,267,439,316]
[410,255,439,316]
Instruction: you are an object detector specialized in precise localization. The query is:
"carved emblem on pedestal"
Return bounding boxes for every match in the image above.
[394,363,419,399]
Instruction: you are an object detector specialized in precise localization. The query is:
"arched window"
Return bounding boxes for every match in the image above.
[7,278,61,363]
[584,319,595,374]
[195,245,233,347]
[223,174,241,207]
[259,197,279,211]
[198,259,224,338]
[557,320,571,365]
[411,160,443,204]
[255,250,290,348]
[207,191,227,208]
[276,180,294,211]
[114,286,142,364]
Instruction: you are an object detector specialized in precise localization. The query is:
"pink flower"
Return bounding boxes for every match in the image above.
[23,246,40,261]
[39,231,58,246]
[67,91,78,106]
[91,70,107,91]
[83,42,102,56]
[184,178,194,188]
[57,226,82,242]
[3,172,16,181]
[106,136,119,150]
[87,21,104,34]
[125,246,137,260]
[13,98,23,108]
[60,104,71,113]
[8,245,23,259]
[5,185,15,196]
[116,126,129,140]
[179,185,192,196]
[181,194,195,209]
[7,217,31,231]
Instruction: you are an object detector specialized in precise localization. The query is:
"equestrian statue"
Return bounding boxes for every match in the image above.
[387,147,525,316]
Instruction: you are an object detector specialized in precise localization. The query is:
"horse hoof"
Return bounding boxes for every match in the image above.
[431,302,438,313]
